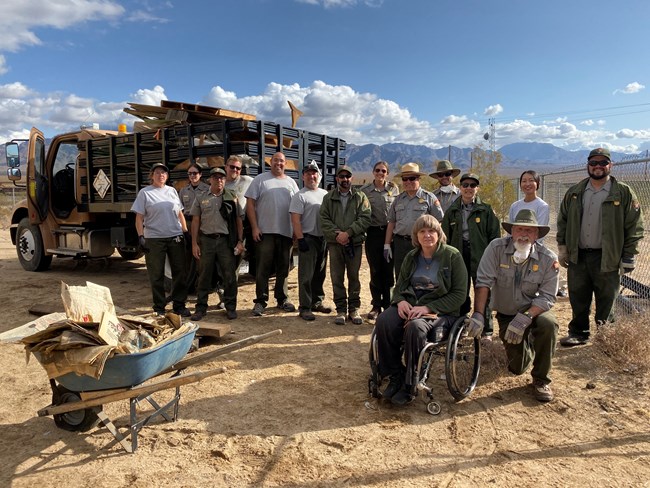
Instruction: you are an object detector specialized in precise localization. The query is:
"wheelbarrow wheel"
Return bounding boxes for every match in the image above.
[52,386,102,432]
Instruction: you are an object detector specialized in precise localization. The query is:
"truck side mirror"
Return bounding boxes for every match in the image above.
[5,142,20,168]
[7,167,21,181]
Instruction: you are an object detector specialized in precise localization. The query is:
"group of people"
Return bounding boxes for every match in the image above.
[131,146,643,405]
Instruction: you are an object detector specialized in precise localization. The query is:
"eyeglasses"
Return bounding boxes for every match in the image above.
[338,174,352,179]
[588,160,609,167]
[461,182,478,188]
[402,176,419,182]
[374,168,387,173]
[437,171,453,177]
[228,165,242,171]
[187,172,200,176]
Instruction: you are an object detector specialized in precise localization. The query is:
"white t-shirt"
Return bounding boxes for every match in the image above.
[245,172,298,238]
[131,185,184,238]
[289,187,328,236]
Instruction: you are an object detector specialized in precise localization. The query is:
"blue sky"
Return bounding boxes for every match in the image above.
[1,0,650,153]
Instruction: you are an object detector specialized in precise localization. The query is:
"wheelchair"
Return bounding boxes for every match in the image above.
[368,315,480,415]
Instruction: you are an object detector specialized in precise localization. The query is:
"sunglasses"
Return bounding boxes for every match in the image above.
[401,176,419,182]
[374,168,387,173]
[228,165,242,170]
[588,160,609,167]
[338,174,352,179]
[461,182,478,188]
[187,171,200,176]
[437,171,453,177]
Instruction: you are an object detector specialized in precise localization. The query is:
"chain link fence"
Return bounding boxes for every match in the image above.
[503,153,650,317]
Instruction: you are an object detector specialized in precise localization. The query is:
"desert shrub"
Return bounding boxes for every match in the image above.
[592,315,650,375]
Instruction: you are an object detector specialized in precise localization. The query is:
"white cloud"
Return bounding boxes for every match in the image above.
[130,85,167,106]
[613,81,645,95]
[484,104,503,116]
[0,82,33,98]
[581,120,594,126]
[0,55,7,75]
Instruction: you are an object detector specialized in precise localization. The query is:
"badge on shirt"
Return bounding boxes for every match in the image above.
[614,201,620,206]
[532,264,539,272]
[418,198,425,203]
[633,200,641,211]
[475,217,481,223]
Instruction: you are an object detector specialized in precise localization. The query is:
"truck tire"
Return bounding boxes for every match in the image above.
[16,217,52,271]
[117,248,144,260]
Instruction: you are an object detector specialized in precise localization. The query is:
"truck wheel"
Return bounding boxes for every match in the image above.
[16,217,52,271]
[117,248,144,260]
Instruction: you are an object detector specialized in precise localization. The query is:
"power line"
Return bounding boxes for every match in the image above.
[492,102,650,124]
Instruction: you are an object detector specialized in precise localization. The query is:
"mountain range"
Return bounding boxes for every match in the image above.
[343,142,617,175]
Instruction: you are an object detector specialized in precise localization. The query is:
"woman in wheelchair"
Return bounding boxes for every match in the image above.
[375,214,468,406]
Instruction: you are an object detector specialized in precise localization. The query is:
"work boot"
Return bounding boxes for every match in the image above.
[190,310,206,321]
[559,334,589,347]
[334,313,346,325]
[312,304,332,314]
[173,306,192,318]
[226,310,238,320]
[532,379,554,402]
[391,385,416,406]
[348,310,363,325]
[252,303,266,316]
[299,309,316,321]
[278,300,296,312]
[367,307,381,321]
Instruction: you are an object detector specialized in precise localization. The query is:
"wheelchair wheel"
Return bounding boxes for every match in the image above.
[445,317,480,401]
[368,329,381,398]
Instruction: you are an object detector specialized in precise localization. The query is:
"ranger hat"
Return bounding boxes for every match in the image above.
[303,160,321,174]
[396,162,426,177]
[209,167,226,177]
[502,209,550,238]
[588,147,611,162]
[336,165,353,176]
[151,162,169,173]
[460,173,480,185]
[430,160,461,178]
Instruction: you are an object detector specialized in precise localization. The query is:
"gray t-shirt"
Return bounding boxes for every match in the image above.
[245,172,299,238]
[289,187,328,236]
[508,196,550,244]
[225,175,253,214]
[131,185,184,238]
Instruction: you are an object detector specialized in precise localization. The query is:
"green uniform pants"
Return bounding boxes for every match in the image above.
[254,233,293,307]
[328,243,362,314]
[297,234,328,311]
[496,310,558,384]
[196,234,238,313]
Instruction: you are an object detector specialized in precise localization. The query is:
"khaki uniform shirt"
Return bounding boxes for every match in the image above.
[476,237,559,315]
[178,181,209,218]
[360,181,399,227]
[190,191,229,235]
[387,188,443,236]
[433,185,460,213]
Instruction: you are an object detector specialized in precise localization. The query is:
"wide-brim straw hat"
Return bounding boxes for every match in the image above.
[429,160,461,178]
[502,209,550,238]
[396,162,426,177]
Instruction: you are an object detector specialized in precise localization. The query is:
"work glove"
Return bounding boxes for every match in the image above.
[298,238,309,253]
[383,244,392,262]
[138,235,149,254]
[465,312,484,338]
[620,255,635,274]
[504,312,533,345]
[557,245,569,268]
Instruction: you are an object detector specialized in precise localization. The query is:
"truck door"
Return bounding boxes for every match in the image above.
[28,128,48,222]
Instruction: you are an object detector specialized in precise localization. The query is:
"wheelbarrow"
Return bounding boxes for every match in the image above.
[36,327,282,453]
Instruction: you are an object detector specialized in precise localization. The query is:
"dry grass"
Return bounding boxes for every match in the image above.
[592,314,650,375]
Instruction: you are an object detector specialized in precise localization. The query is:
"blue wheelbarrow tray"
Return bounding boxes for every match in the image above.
[54,323,198,392]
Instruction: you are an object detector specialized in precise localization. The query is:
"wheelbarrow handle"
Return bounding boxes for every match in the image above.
[162,328,283,374]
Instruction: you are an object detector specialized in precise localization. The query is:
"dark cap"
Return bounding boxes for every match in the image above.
[209,167,226,177]
[588,147,611,162]
[336,165,353,176]
[303,160,321,174]
[460,173,480,185]
[151,162,169,173]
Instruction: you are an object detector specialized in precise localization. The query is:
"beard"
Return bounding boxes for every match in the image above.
[588,167,610,180]
[513,239,532,264]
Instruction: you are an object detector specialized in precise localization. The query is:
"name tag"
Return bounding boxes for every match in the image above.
[500,263,509,269]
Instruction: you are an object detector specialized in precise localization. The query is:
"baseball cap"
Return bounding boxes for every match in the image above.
[588,147,611,161]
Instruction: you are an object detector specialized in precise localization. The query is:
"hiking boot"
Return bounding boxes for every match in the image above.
[559,334,589,347]
[334,313,346,325]
[382,375,403,399]
[532,379,554,402]
[190,310,206,321]
[278,300,296,312]
[226,310,238,320]
[391,385,416,406]
[252,303,266,316]
[299,309,316,321]
[173,307,192,318]
[367,307,381,321]
[312,304,332,314]
[348,310,363,325]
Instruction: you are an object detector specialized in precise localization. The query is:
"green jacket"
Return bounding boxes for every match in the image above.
[556,176,644,272]
[391,243,468,315]
[441,196,501,275]
[320,187,372,245]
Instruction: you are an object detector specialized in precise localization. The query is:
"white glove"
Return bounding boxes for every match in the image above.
[504,312,532,344]
[557,245,569,268]
[465,312,484,338]
[383,244,392,262]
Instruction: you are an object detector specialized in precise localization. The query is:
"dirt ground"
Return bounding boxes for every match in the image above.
[0,230,649,488]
